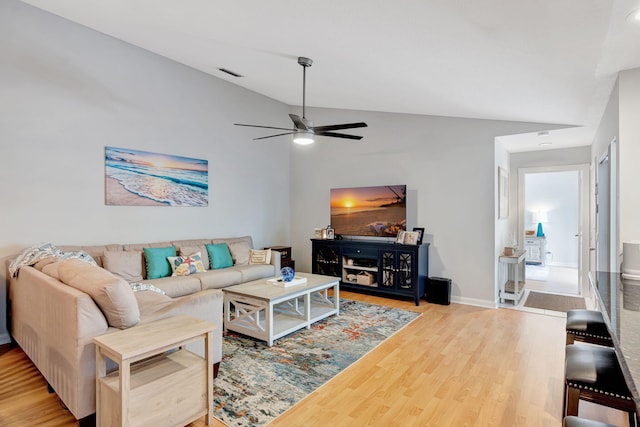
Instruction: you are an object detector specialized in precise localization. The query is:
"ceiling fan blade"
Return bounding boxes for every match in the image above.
[253,132,296,141]
[289,114,309,131]
[316,131,363,140]
[235,123,293,131]
[312,122,368,132]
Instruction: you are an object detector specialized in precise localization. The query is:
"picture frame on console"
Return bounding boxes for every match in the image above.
[412,227,425,245]
[395,230,406,244]
[403,231,420,245]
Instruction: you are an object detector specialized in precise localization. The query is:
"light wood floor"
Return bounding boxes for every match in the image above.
[0,291,627,426]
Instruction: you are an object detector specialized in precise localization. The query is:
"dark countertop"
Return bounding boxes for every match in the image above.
[589,271,640,413]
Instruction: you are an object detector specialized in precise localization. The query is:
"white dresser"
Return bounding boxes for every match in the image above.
[524,236,546,265]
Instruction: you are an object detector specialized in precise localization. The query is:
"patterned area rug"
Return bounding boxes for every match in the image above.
[213,299,420,426]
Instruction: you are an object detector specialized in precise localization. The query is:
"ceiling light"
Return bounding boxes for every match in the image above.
[627,8,640,22]
[293,131,315,145]
[537,131,550,137]
[539,141,552,146]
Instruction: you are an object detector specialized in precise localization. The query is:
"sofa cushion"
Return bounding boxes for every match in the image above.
[140,275,201,298]
[249,248,271,265]
[143,246,176,279]
[167,252,206,276]
[228,240,252,266]
[103,251,143,282]
[195,268,242,290]
[206,243,234,269]
[43,259,140,329]
[233,264,276,282]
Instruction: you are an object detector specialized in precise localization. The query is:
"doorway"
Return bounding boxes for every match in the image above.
[518,165,590,297]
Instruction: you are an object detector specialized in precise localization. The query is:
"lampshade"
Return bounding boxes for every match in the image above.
[293,131,314,145]
[533,210,549,224]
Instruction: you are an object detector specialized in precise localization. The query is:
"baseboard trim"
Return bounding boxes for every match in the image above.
[0,332,11,346]
[450,296,497,309]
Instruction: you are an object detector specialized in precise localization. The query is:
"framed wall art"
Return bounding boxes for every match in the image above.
[105,146,208,207]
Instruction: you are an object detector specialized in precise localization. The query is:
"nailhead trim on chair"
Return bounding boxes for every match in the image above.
[568,330,612,341]
[566,381,634,401]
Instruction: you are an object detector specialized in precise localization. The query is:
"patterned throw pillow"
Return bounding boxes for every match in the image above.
[249,249,271,265]
[167,252,206,277]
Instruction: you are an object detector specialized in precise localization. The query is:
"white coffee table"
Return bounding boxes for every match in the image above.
[222,273,339,346]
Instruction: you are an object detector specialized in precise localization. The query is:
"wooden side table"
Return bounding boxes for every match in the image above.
[93,315,216,427]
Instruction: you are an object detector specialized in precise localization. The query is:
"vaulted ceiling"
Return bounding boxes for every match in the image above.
[20,0,640,151]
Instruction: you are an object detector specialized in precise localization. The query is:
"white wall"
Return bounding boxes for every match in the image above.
[0,1,291,343]
[289,107,556,307]
[619,69,640,246]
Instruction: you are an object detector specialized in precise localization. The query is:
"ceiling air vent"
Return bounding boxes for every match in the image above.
[218,68,243,78]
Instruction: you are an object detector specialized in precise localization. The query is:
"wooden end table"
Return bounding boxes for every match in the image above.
[93,315,216,427]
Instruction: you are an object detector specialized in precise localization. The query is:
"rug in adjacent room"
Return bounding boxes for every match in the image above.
[213,299,421,427]
[523,291,586,312]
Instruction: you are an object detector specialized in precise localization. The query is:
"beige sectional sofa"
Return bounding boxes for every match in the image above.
[7,236,280,423]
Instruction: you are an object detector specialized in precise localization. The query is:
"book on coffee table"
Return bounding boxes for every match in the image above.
[267,276,308,288]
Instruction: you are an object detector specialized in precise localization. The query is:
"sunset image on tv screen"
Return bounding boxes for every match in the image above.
[330,185,406,237]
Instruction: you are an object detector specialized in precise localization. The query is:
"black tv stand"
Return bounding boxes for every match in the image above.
[311,238,429,306]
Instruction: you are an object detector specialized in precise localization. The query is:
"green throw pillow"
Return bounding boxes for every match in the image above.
[143,246,176,279]
[206,243,234,269]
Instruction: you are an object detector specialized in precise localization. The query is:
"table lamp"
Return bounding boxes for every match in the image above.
[533,211,548,237]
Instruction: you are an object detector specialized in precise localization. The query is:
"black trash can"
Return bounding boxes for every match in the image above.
[426,277,451,305]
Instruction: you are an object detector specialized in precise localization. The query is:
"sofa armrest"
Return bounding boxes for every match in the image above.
[9,266,109,420]
[270,250,281,274]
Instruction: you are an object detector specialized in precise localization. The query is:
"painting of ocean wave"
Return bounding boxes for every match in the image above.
[105,146,208,207]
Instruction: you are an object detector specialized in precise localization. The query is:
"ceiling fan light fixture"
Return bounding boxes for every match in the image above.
[293,132,315,145]
[627,8,640,22]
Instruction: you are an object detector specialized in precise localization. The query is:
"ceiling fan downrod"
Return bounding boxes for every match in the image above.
[298,57,313,119]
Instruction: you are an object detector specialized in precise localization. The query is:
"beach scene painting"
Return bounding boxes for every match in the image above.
[330,185,407,237]
[105,146,208,207]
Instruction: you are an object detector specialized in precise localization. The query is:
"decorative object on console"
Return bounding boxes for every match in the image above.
[234,57,368,144]
[403,231,420,245]
[326,226,335,240]
[412,227,425,245]
[395,230,406,244]
[281,266,295,282]
[105,146,208,207]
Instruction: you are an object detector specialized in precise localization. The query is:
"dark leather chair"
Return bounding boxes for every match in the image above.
[564,344,636,426]
[566,309,613,347]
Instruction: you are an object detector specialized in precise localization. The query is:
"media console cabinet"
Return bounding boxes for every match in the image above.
[311,238,429,305]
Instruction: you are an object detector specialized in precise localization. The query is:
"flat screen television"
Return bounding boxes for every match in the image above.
[330,185,406,238]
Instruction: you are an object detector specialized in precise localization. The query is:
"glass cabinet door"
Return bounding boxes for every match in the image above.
[379,250,414,291]
[314,245,341,277]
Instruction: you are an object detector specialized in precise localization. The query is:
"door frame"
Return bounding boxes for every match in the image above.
[517,164,590,295]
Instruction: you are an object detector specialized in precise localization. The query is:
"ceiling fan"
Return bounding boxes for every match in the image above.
[235,57,368,144]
